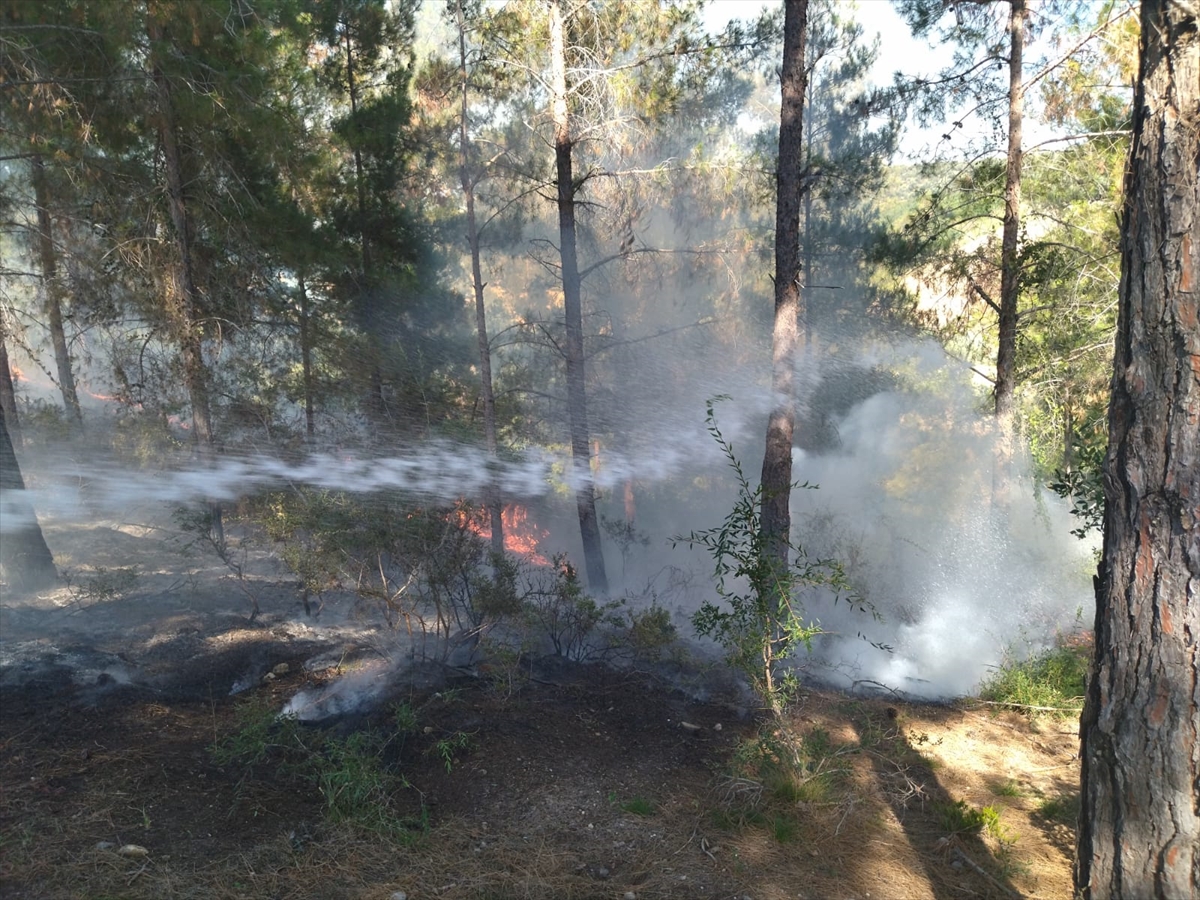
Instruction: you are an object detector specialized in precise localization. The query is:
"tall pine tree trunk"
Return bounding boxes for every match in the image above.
[993,0,1025,506]
[549,0,607,594]
[457,0,504,560]
[31,154,83,429]
[148,11,221,541]
[1075,2,1199,896]
[0,403,56,592]
[760,0,808,578]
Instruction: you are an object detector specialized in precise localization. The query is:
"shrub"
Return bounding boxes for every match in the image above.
[676,398,864,715]
[522,555,622,660]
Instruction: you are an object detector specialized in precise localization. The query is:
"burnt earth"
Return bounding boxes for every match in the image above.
[0,509,1080,900]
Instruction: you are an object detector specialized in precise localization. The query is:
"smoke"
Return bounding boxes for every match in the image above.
[781,341,1097,698]
[2,333,1095,704]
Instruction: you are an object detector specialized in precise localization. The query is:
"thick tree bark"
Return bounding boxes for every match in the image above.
[760,0,808,576]
[993,0,1025,507]
[0,403,56,592]
[31,154,83,429]
[0,314,21,449]
[549,0,607,594]
[457,0,504,559]
[1075,2,1199,897]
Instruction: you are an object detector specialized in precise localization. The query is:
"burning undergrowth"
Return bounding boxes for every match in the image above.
[3,339,1096,715]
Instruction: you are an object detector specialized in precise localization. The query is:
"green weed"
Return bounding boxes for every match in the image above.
[989,778,1025,798]
[209,699,307,768]
[936,799,1005,838]
[768,813,800,843]
[65,566,140,604]
[430,731,475,773]
[619,797,657,817]
[210,698,423,836]
[978,643,1089,714]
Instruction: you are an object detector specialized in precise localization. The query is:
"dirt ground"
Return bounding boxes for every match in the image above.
[0,499,1084,900]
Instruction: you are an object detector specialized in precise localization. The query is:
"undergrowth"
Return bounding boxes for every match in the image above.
[714,723,854,844]
[210,698,426,836]
[978,641,1090,714]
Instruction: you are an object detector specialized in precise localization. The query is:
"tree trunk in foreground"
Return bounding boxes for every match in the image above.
[1075,2,1199,897]
[760,0,808,578]
[549,0,607,594]
[0,403,56,592]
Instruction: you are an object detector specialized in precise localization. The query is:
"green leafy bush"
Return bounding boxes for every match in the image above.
[676,398,862,714]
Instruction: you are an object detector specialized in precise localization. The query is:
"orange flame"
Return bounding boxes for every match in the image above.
[462,503,551,566]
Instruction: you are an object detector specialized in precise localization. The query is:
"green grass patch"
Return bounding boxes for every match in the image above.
[768,813,800,843]
[988,778,1025,798]
[210,697,423,836]
[620,796,657,817]
[936,799,1004,837]
[978,643,1089,714]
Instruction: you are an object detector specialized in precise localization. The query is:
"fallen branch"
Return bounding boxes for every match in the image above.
[971,699,1083,713]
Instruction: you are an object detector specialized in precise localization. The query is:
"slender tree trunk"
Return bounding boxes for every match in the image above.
[0,403,56,592]
[1075,2,1199,897]
[0,312,21,450]
[31,154,83,429]
[342,18,385,425]
[148,10,221,542]
[796,132,818,455]
[993,0,1025,505]
[298,274,316,439]
[760,0,809,576]
[549,0,607,594]
[456,0,504,559]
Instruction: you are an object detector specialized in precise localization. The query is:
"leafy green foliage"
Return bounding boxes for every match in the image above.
[989,778,1025,799]
[676,398,858,713]
[623,602,678,660]
[209,699,308,770]
[732,725,848,808]
[1035,790,1081,826]
[429,731,475,774]
[249,490,522,648]
[1049,438,1106,539]
[608,791,657,817]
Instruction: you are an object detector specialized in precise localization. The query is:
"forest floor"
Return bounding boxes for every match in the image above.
[0,497,1084,900]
